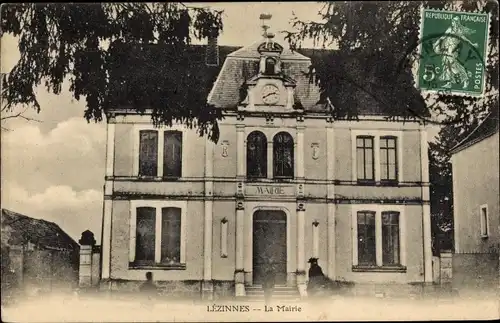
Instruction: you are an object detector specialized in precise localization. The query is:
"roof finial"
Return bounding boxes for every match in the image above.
[259,13,272,38]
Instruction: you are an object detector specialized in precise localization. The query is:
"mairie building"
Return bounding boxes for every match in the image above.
[99,29,433,299]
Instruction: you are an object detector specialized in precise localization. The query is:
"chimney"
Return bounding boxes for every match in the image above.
[205,29,219,66]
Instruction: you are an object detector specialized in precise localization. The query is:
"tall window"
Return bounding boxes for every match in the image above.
[356,136,374,181]
[380,136,398,182]
[247,131,268,178]
[131,205,184,267]
[273,132,294,178]
[357,211,376,265]
[135,207,156,263]
[382,212,400,265]
[161,208,181,264]
[163,131,182,178]
[139,130,158,176]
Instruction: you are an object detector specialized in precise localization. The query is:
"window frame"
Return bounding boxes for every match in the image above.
[138,130,159,177]
[246,131,268,179]
[163,130,183,179]
[351,130,404,184]
[356,136,375,183]
[273,131,295,179]
[379,136,399,183]
[381,211,401,266]
[351,205,406,272]
[133,126,185,179]
[356,211,377,266]
[129,200,187,269]
[479,204,489,238]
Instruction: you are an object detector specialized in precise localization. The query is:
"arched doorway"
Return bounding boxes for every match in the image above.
[252,210,287,285]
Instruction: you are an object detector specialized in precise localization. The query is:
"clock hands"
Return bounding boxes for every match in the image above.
[263,91,278,99]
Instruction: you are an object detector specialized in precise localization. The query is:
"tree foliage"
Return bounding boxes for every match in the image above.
[1,3,224,141]
[286,1,499,251]
[286,1,498,125]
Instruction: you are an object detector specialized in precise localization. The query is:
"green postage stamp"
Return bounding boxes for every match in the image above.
[417,8,491,96]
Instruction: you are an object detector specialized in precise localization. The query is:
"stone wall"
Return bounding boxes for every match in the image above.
[452,251,499,291]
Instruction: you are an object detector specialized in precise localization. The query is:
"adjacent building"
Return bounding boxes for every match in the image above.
[100,28,433,298]
[1,208,80,296]
[451,111,499,253]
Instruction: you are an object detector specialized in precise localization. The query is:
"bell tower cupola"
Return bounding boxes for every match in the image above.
[257,13,283,75]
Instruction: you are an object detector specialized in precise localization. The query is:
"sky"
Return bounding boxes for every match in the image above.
[0,2,326,244]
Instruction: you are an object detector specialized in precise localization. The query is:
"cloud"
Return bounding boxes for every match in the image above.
[2,184,103,243]
[1,116,106,242]
[1,117,106,193]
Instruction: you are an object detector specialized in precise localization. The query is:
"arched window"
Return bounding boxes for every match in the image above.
[273,132,294,178]
[265,57,276,75]
[247,131,267,179]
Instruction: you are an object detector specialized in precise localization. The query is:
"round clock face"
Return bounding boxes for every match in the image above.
[261,84,280,105]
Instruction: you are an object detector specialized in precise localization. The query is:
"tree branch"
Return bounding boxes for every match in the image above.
[1,107,42,123]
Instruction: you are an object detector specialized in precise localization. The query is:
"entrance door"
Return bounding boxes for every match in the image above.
[252,210,287,285]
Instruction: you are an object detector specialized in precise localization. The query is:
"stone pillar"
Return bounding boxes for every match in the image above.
[439,251,453,284]
[296,202,307,296]
[267,141,273,179]
[202,139,214,300]
[297,126,305,179]
[326,125,336,279]
[375,212,383,267]
[236,125,245,177]
[235,201,245,296]
[420,127,433,283]
[79,230,96,288]
[102,116,115,281]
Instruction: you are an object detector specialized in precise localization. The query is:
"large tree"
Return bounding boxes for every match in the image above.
[1,3,224,140]
[285,1,498,251]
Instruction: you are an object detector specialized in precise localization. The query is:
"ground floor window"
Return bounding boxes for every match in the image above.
[129,201,186,268]
[352,206,405,269]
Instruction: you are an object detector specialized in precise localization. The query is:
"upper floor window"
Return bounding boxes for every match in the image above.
[380,136,398,182]
[247,131,268,179]
[273,132,294,178]
[163,131,182,178]
[356,136,374,182]
[139,130,158,177]
[352,131,403,184]
[137,129,183,178]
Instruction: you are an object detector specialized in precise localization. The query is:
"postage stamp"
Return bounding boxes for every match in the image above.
[417,8,491,97]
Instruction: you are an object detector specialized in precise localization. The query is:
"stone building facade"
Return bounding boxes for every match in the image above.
[99,32,433,298]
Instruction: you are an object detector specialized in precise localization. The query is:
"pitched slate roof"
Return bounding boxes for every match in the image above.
[450,111,500,154]
[207,41,325,112]
[107,39,420,116]
[1,209,79,251]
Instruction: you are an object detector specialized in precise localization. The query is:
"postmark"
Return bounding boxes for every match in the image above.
[416,8,491,97]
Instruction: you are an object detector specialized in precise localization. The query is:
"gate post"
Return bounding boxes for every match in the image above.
[439,250,453,284]
[78,230,96,288]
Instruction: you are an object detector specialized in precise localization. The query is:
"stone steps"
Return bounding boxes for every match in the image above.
[242,285,302,302]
